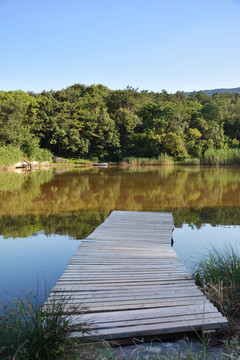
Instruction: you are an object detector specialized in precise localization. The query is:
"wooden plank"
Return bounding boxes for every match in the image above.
[82,313,225,329]
[70,318,228,340]
[53,298,210,312]
[66,303,219,324]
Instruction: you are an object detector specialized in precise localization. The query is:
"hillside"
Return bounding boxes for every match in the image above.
[185,87,240,96]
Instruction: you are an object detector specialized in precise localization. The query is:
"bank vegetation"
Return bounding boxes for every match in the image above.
[1,85,240,166]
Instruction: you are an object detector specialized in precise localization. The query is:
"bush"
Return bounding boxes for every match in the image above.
[32,148,53,162]
[0,145,23,166]
[22,138,53,162]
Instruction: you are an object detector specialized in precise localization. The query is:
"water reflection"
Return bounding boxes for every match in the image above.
[0,166,240,303]
[0,166,240,223]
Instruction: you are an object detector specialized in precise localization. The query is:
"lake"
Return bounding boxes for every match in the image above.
[0,166,239,305]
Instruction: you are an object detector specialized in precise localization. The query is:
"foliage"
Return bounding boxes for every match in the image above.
[0,292,91,360]
[193,246,240,320]
[22,137,53,162]
[0,142,53,167]
[0,85,240,163]
[0,145,23,166]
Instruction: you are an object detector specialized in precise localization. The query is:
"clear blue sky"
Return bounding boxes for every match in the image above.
[1,0,240,93]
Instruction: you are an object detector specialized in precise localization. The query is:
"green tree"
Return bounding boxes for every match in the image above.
[162,132,188,159]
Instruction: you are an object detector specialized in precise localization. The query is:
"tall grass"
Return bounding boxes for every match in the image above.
[124,154,174,166]
[0,292,91,360]
[177,158,201,165]
[202,148,240,166]
[67,158,91,165]
[0,144,53,167]
[193,246,240,320]
[27,147,53,162]
[0,145,23,166]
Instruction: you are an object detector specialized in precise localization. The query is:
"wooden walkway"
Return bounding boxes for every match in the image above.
[47,211,228,342]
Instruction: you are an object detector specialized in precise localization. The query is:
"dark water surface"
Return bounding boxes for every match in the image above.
[0,166,239,304]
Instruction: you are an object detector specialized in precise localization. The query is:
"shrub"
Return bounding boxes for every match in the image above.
[0,145,23,166]
[22,138,53,162]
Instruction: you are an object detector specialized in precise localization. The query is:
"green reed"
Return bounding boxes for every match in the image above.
[0,291,91,360]
[202,148,240,165]
[124,154,174,166]
[193,246,240,320]
[177,157,201,165]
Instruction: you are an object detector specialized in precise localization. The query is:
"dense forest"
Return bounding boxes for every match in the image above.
[0,84,240,163]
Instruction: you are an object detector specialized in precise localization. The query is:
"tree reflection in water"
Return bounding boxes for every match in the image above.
[0,166,239,238]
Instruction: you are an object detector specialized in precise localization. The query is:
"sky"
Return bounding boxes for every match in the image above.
[0,0,240,93]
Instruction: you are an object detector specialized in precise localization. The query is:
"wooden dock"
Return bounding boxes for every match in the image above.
[47,211,228,342]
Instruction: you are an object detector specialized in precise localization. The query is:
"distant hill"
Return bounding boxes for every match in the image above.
[185,87,240,96]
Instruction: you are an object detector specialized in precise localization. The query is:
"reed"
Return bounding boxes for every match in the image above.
[0,291,91,360]
[177,158,201,165]
[193,246,240,320]
[124,154,174,166]
[202,148,240,165]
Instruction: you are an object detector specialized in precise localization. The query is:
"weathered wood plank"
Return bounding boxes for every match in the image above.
[70,318,228,340]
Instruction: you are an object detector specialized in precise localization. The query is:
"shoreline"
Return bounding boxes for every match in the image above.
[1,161,240,172]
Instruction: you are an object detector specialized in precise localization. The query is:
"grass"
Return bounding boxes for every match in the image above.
[0,144,53,167]
[177,157,201,165]
[202,148,240,166]
[0,145,23,166]
[222,336,240,360]
[193,246,240,321]
[123,154,174,166]
[27,147,53,162]
[67,158,92,165]
[93,337,240,359]
[123,149,240,167]
[0,291,92,360]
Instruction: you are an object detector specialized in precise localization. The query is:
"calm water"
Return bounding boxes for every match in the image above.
[0,166,240,304]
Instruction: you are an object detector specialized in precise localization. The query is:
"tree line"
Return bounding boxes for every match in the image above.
[0,84,240,161]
